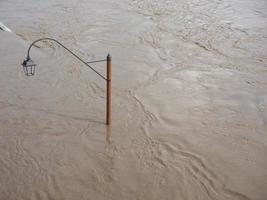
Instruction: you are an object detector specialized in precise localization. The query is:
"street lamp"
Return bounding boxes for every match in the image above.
[22,38,112,125]
[22,57,36,76]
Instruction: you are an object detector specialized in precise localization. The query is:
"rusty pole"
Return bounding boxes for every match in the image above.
[106,54,112,125]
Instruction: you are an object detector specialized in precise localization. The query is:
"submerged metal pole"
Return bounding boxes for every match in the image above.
[106,54,112,125]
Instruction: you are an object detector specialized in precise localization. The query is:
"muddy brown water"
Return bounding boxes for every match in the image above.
[0,0,267,199]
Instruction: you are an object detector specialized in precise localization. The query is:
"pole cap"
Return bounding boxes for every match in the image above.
[107,54,111,61]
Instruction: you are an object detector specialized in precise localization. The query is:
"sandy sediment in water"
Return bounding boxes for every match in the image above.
[0,0,267,199]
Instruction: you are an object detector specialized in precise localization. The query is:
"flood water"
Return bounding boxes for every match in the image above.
[0,0,267,199]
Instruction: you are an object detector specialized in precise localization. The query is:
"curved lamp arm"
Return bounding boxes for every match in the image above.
[26,37,107,81]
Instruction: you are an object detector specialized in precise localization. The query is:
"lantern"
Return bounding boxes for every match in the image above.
[22,58,36,76]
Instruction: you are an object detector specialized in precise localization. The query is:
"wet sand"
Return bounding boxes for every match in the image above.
[0,0,267,199]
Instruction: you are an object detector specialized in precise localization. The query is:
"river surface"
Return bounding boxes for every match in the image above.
[0,0,267,199]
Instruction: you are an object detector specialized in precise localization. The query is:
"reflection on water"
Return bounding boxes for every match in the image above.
[106,126,112,144]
